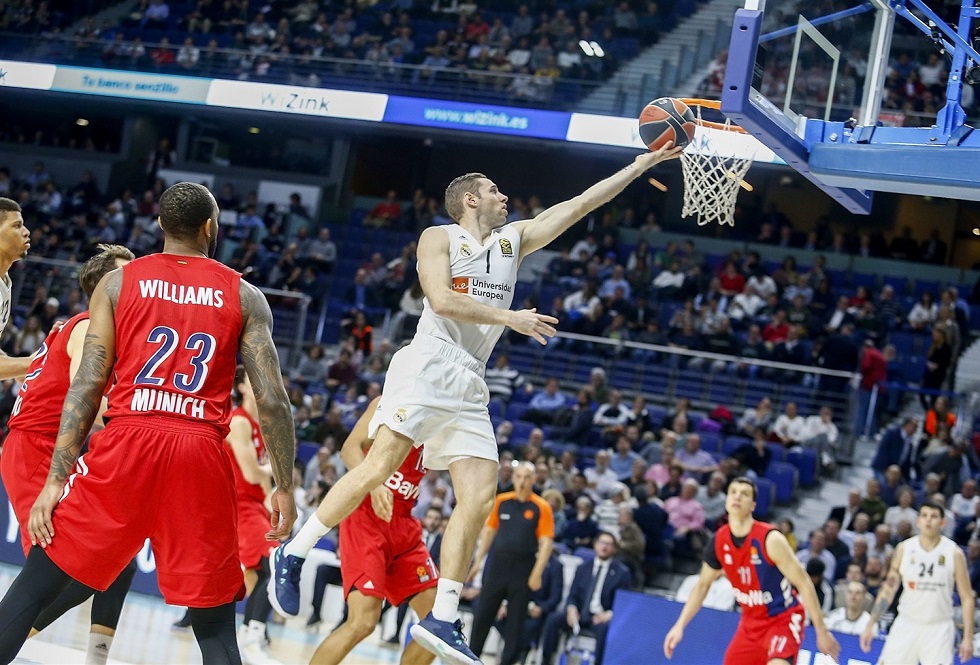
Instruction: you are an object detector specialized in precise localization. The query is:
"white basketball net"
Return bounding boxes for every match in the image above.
[680,109,752,227]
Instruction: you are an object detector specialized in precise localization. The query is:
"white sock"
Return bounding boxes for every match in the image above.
[86,633,113,665]
[431,579,463,622]
[283,514,331,558]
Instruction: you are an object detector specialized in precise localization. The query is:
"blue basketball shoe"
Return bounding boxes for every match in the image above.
[410,613,482,665]
[267,540,304,617]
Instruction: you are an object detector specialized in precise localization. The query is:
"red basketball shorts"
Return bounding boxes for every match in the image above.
[724,606,806,665]
[0,429,54,556]
[339,504,438,607]
[44,418,245,607]
[238,498,274,570]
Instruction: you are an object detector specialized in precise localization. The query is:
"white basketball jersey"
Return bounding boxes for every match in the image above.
[897,535,957,624]
[416,224,520,365]
[0,273,12,334]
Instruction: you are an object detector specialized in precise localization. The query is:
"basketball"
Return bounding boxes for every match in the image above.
[638,97,697,151]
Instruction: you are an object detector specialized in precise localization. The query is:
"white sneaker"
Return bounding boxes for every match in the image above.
[239,621,283,665]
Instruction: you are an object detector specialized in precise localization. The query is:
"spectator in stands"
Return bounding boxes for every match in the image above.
[818,323,860,396]
[921,327,953,408]
[823,519,851,568]
[730,430,772,479]
[797,528,836,581]
[363,190,402,228]
[13,316,44,356]
[807,558,834,615]
[923,441,968,498]
[593,389,632,436]
[652,260,685,300]
[344,268,382,310]
[675,434,718,482]
[294,345,329,386]
[876,285,904,331]
[665,478,707,554]
[951,479,980,521]
[770,401,806,448]
[545,388,591,447]
[303,227,336,273]
[737,397,774,438]
[484,353,526,405]
[563,496,600,550]
[585,450,620,499]
[304,439,345,490]
[564,280,601,321]
[826,581,877,636]
[325,348,357,393]
[863,556,886,597]
[801,405,840,471]
[884,487,919,534]
[878,465,904,507]
[518,377,565,426]
[610,435,642,481]
[858,479,888,527]
[697,472,727,528]
[908,291,938,330]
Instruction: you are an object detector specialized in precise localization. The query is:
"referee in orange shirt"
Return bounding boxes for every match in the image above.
[467,461,555,665]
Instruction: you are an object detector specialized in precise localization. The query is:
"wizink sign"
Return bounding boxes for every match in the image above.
[206,79,388,121]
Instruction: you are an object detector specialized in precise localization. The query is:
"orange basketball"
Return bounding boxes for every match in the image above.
[638,97,697,151]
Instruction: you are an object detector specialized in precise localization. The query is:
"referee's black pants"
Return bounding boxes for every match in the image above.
[470,554,535,665]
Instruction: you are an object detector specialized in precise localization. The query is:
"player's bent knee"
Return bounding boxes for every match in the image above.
[349,614,379,641]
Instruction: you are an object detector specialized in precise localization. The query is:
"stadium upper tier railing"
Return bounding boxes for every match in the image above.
[0,31,618,113]
[8,256,311,367]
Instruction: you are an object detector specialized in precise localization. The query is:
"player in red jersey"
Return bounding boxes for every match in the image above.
[0,182,297,665]
[310,396,437,665]
[0,244,135,665]
[664,477,841,665]
[224,365,284,664]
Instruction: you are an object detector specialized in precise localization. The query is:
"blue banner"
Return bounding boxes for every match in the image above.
[606,591,885,665]
[384,96,571,140]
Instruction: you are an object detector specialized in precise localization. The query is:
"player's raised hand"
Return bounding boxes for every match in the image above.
[28,480,64,548]
[267,488,297,541]
[369,485,393,522]
[816,628,841,663]
[507,308,558,345]
[634,141,685,170]
[663,624,683,659]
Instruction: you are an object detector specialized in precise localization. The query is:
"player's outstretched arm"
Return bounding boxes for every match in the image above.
[663,562,723,659]
[0,350,32,381]
[953,546,975,662]
[338,396,392,522]
[28,271,120,547]
[513,143,683,260]
[861,542,903,653]
[417,226,557,344]
[766,529,841,663]
[238,280,296,539]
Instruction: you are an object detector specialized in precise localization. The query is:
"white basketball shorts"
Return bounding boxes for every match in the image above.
[878,615,955,665]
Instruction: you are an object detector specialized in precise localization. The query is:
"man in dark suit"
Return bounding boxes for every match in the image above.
[871,418,918,483]
[817,323,859,396]
[540,532,632,665]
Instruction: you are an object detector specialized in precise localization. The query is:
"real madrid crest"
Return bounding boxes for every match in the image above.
[394,408,407,423]
[460,243,472,258]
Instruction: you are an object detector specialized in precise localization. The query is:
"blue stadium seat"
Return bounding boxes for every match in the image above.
[754,478,775,518]
[297,441,320,464]
[764,460,798,502]
[699,431,722,453]
[723,436,751,456]
[786,448,818,486]
[488,397,506,420]
[505,402,528,421]
[766,443,788,463]
[512,420,536,442]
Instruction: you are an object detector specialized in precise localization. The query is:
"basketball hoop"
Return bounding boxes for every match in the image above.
[677,98,752,227]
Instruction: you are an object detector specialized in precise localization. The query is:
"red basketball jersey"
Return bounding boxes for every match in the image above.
[366,444,426,518]
[225,406,267,504]
[104,254,242,437]
[714,520,800,622]
[8,312,89,438]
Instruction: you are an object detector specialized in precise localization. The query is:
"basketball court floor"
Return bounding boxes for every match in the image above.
[0,562,414,664]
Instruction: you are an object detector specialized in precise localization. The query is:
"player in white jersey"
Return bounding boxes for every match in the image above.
[271,143,682,665]
[0,199,34,379]
[860,501,974,665]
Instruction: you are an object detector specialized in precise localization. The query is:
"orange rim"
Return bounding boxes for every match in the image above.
[678,98,747,133]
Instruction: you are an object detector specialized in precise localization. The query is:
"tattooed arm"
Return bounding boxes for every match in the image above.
[238,280,297,539]
[28,271,120,547]
[860,541,904,653]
